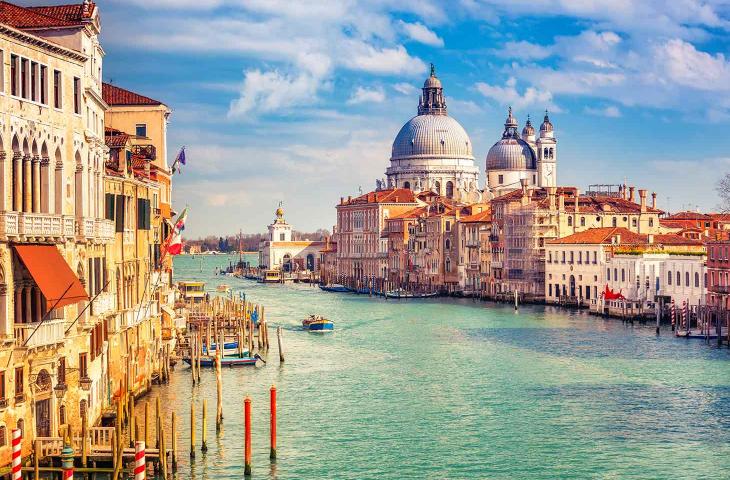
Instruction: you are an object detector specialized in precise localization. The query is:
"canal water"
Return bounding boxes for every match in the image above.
[154,254,730,479]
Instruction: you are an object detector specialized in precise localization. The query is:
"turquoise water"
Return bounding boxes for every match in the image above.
[156,254,730,479]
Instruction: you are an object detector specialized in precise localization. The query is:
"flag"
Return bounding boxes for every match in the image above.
[171,146,186,174]
[161,208,188,259]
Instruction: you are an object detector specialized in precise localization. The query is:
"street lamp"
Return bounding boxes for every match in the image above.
[79,376,92,391]
[53,382,67,400]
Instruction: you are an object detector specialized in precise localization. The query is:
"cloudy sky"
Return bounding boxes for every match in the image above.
[40,1,730,235]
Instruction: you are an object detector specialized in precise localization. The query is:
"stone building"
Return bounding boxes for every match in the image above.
[706,240,730,308]
[258,206,323,273]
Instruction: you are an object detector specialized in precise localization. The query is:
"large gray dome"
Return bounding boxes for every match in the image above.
[486,137,536,171]
[391,114,474,161]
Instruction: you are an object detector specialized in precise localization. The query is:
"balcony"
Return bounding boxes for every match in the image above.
[75,217,95,239]
[131,144,157,160]
[0,212,75,241]
[711,285,730,294]
[94,219,114,243]
[14,319,66,349]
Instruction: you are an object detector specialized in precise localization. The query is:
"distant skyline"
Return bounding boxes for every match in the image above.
[23,0,730,236]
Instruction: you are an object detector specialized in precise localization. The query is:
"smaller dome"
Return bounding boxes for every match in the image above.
[275,207,284,218]
[505,106,518,129]
[522,115,535,138]
[540,110,553,133]
[486,138,537,171]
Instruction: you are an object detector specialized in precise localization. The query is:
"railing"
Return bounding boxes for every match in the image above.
[95,219,115,242]
[132,144,156,160]
[14,319,66,348]
[712,285,730,294]
[91,291,116,317]
[0,212,77,239]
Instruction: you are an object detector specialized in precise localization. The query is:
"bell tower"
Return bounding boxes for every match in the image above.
[268,203,291,242]
[536,110,557,188]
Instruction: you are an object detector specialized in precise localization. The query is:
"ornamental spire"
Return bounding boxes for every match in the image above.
[418,63,447,115]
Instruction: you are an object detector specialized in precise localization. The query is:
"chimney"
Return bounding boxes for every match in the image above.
[622,183,627,200]
[548,186,557,211]
[348,195,352,203]
[639,189,647,213]
[520,178,529,206]
[651,192,657,210]
[574,188,580,214]
[558,192,565,212]
[340,197,344,205]
[629,186,635,203]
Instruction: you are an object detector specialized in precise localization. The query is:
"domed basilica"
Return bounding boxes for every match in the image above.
[378,65,558,200]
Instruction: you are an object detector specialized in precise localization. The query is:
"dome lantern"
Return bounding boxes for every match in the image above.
[540,110,554,138]
[418,63,447,115]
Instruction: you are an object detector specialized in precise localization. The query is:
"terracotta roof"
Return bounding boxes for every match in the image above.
[105,127,129,148]
[710,213,730,221]
[388,206,428,220]
[341,188,416,206]
[0,1,81,28]
[102,83,163,106]
[547,227,702,246]
[666,210,712,220]
[460,210,492,223]
[26,2,95,24]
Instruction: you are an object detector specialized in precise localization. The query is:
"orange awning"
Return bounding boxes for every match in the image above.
[14,245,89,312]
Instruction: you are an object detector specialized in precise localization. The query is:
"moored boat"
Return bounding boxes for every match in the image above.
[385,290,439,299]
[183,354,261,367]
[319,284,350,293]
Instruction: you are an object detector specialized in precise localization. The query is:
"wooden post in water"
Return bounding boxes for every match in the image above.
[244,396,252,476]
[144,402,150,448]
[277,326,284,363]
[201,399,208,452]
[171,412,178,471]
[129,395,136,447]
[190,402,195,458]
[156,397,161,449]
[81,413,88,467]
[160,423,167,479]
[33,440,39,480]
[270,385,277,460]
[216,333,223,432]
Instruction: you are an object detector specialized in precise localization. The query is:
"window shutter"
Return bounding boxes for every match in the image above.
[137,198,144,229]
[145,199,152,230]
[105,193,115,220]
[115,195,125,233]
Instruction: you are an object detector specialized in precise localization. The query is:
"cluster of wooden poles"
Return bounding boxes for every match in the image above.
[189,386,278,476]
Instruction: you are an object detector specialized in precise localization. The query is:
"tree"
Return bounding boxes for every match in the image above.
[717,173,730,212]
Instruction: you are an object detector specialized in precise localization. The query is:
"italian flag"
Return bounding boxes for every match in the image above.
[163,208,187,257]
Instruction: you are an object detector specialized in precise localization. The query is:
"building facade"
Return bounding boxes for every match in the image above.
[258,206,323,272]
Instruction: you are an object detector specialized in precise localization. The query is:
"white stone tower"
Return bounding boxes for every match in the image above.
[536,110,557,188]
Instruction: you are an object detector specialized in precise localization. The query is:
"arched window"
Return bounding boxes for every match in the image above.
[543,147,548,157]
[668,271,672,285]
[580,217,585,227]
[685,271,690,286]
[445,258,451,273]
[695,272,700,288]
[567,216,573,226]
[403,181,410,189]
[549,148,554,158]
[621,269,625,282]
[59,405,66,426]
[434,181,440,194]
[445,181,454,198]
[676,271,681,286]
[614,268,618,281]
[612,217,617,227]
[445,239,451,251]
[607,268,611,281]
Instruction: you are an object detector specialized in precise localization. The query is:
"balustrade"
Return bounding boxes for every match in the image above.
[14,318,66,348]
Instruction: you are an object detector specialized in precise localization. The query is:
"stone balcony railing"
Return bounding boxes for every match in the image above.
[14,319,66,349]
[76,217,95,239]
[0,212,76,241]
[94,219,114,243]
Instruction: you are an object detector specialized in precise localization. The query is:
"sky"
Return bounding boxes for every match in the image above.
[22,0,730,236]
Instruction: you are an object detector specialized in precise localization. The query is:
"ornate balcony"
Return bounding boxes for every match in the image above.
[94,219,114,243]
[0,212,75,241]
[132,145,156,160]
[14,318,66,349]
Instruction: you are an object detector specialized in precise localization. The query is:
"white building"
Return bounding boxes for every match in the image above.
[545,227,706,312]
[258,206,323,272]
[382,65,481,202]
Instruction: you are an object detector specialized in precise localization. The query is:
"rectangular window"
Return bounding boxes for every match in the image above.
[105,193,115,220]
[20,58,28,98]
[73,77,81,114]
[79,353,88,379]
[10,54,17,96]
[53,70,62,108]
[30,61,37,101]
[14,367,23,396]
[498,174,504,184]
[0,371,4,400]
[40,65,47,104]
[136,124,147,137]
[115,195,125,233]
[58,358,66,385]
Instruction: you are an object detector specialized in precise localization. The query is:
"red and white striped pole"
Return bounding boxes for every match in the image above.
[134,440,146,480]
[11,428,21,480]
[671,299,676,332]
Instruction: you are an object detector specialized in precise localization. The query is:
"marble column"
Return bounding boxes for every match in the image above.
[23,154,31,213]
[14,287,22,324]
[23,285,31,324]
[0,152,6,212]
[12,153,21,212]
[40,157,50,213]
[33,287,41,323]
[32,156,40,213]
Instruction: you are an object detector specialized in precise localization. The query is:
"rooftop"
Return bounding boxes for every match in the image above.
[340,188,417,206]
[0,1,89,29]
[102,82,163,106]
[547,227,702,247]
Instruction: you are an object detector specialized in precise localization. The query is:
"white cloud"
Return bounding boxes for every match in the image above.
[584,105,621,117]
[398,20,444,47]
[475,77,558,111]
[228,69,321,117]
[347,86,386,105]
[341,43,426,76]
[393,82,418,95]
[497,40,552,60]
[654,39,730,91]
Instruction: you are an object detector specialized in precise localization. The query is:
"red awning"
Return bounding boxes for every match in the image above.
[14,245,89,312]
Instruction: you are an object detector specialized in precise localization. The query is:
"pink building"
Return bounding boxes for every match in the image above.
[707,240,730,308]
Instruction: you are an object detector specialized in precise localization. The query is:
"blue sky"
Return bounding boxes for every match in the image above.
[30,1,730,236]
